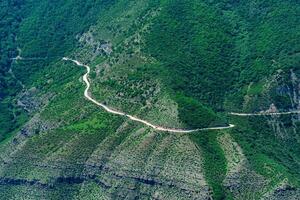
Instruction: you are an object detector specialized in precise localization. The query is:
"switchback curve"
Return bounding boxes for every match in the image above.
[63,57,235,133]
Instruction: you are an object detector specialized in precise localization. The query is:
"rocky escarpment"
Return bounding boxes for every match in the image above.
[290,70,300,133]
[218,133,267,199]
[0,116,211,199]
[77,31,113,59]
[263,183,300,200]
[266,70,300,137]
[17,87,54,114]
[237,69,300,138]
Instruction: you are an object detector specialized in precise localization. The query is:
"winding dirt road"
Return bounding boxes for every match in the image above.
[63,57,300,132]
[63,57,235,133]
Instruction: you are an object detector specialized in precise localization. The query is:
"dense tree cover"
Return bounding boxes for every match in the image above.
[176,94,226,128]
[144,0,299,113]
[0,0,26,140]
[2,0,298,137]
[0,0,117,141]
[142,2,300,197]
[18,0,116,58]
[231,115,300,186]
[145,0,234,110]
[0,0,299,198]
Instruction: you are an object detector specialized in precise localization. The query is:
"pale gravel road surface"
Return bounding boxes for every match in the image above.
[63,57,235,133]
[63,57,299,132]
[230,111,300,116]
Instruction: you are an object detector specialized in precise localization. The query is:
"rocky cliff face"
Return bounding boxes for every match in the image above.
[290,70,300,133]
[218,133,267,199]
[239,69,300,138]
[267,70,300,137]
[0,120,212,199]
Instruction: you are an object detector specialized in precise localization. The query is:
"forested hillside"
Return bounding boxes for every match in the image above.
[0,0,299,199]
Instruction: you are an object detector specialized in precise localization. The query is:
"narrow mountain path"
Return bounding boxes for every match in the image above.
[230,110,300,116]
[63,57,300,132]
[11,57,55,61]
[63,57,235,133]
[10,48,25,89]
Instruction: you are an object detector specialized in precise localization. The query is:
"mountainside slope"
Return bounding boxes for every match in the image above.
[0,0,299,199]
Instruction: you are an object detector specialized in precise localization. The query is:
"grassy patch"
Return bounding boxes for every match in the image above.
[190,131,227,200]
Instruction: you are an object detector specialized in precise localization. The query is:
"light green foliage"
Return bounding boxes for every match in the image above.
[190,131,228,200]
[0,0,299,199]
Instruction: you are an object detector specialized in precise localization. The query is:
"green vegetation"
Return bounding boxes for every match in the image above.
[190,131,228,200]
[176,94,225,128]
[0,0,116,142]
[231,115,300,186]
[0,0,299,199]
[0,0,26,141]
[144,0,234,109]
